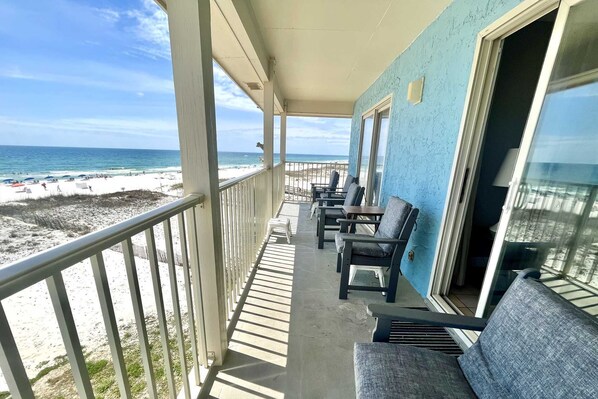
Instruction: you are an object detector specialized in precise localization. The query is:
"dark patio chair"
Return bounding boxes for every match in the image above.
[354,269,598,398]
[335,196,418,302]
[316,183,364,249]
[310,169,339,204]
[310,174,358,218]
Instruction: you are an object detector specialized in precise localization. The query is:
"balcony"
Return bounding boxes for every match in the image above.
[0,162,423,398]
[205,202,423,398]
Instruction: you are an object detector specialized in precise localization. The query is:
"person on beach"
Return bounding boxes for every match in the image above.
[89,185,93,192]
[57,185,61,193]
[41,182,47,190]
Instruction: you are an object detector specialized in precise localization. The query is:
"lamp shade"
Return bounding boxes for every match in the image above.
[493,148,519,187]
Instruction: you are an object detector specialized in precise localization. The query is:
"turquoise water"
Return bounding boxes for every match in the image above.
[0,145,348,180]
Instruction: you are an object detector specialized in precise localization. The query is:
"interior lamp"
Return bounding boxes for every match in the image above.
[493,148,519,187]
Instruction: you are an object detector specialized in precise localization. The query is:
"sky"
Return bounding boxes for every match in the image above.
[0,0,351,155]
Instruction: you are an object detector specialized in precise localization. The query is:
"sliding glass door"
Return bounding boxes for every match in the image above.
[359,116,374,198]
[480,0,598,317]
[358,99,391,205]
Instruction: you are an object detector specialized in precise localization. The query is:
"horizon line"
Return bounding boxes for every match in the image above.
[0,144,349,157]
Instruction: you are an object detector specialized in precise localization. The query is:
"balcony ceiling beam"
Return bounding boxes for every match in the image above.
[286,100,355,118]
[213,0,285,112]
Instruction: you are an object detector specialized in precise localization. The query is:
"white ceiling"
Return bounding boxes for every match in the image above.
[209,0,452,114]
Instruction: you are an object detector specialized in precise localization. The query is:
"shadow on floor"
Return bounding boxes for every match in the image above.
[203,202,424,398]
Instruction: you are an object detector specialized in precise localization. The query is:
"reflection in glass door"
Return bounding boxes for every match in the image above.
[359,116,374,197]
[482,0,598,317]
[370,109,390,205]
[358,99,392,205]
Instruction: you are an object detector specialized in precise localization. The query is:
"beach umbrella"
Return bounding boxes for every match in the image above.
[78,174,86,178]
[45,175,54,180]
[61,175,71,178]
[2,178,13,183]
[24,177,35,181]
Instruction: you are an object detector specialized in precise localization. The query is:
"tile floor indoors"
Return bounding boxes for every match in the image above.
[202,202,425,398]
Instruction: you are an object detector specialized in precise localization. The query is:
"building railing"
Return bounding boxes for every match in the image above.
[273,163,285,211]
[0,194,208,398]
[219,168,279,317]
[507,179,598,291]
[0,160,347,398]
[284,161,350,202]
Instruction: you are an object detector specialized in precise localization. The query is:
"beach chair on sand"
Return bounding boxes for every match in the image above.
[310,174,358,218]
[309,170,340,218]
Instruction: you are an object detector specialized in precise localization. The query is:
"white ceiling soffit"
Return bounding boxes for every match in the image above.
[167,0,451,116]
[249,0,452,112]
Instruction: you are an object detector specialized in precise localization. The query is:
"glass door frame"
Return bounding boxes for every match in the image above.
[477,0,586,317]
[356,95,392,205]
[425,0,560,346]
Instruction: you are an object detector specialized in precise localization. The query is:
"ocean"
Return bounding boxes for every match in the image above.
[0,145,348,180]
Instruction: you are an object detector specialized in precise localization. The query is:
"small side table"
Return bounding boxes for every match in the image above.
[267,217,292,243]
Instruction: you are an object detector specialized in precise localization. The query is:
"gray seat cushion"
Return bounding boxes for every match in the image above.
[343,183,361,206]
[375,196,412,254]
[355,343,476,399]
[335,233,387,257]
[341,174,357,192]
[323,208,344,224]
[458,277,598,399]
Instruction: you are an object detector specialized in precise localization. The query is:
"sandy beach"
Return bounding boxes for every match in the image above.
[0,167,262,204]
[0,166,261,395]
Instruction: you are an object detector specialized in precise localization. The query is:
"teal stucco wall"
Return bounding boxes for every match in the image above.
[348,0,522,296]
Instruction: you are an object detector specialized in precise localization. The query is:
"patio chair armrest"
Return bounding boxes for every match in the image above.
[337,219,381,227]
[310,183,329,187]
[368,305,488,331]
[316,197,345,205]
[318,205,343,210]
[338,234,403,245]
[323,189,348,194]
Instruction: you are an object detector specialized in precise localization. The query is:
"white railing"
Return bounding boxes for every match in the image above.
[284,161,350,202]
[508,180,598,291]
[219,169,274,317]
[273,163,285,212]
[0,195,207,398]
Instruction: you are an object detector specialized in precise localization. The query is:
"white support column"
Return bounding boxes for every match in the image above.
[167,0,227,364]
[280,110,287,164]
[263,59,275,217]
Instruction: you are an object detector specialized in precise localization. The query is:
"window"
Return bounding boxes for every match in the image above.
[357,98,391,205]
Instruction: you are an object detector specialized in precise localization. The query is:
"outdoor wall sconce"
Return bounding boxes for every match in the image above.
[407,77,424,105]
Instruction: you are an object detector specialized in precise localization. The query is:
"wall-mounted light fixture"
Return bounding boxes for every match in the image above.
[407,77,424,105]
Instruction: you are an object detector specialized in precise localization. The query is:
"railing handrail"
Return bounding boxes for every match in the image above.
[0,194,204,300]
[219,168,268,191]
[285,161,349,165]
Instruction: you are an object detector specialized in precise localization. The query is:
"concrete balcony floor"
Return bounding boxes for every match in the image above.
[204,202,424,398]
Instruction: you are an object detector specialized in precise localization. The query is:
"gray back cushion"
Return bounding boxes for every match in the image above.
[374,196,412,254]
[343,183,361,206]
[458,276,598,399]
[342,174,357,192]
[328,170,340,190]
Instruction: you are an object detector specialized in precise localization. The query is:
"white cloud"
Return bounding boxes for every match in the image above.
[94,7,121,24]
[124,0,171,60]
[0,62,174,94]
[213,64,261,112]
[0,115,177,139]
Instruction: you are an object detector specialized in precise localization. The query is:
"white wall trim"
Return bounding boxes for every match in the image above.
[426,0,559,333]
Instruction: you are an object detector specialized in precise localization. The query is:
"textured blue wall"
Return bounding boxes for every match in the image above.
[349,0,522,296]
